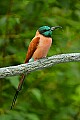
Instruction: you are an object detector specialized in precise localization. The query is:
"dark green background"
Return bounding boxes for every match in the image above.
[0,0,80,120]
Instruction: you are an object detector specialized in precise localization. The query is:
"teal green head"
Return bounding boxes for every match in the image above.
[38,26,62,37]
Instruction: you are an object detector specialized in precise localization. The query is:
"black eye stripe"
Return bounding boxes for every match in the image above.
[44,29,50,32]
[39,29,51,33]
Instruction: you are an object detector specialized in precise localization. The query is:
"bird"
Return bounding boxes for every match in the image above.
[10,25,62,109]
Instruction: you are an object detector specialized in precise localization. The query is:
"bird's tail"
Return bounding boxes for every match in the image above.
[10,74,25,110]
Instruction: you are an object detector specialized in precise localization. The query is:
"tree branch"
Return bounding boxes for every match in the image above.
[0,53,80,78]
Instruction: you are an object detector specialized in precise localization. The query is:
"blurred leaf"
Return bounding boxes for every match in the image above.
[8,76,19,89]
[15,17,20,24]
[0,16,7,26]
[31,88,42,103]
[0,114,12,120]
[27,113,40,120]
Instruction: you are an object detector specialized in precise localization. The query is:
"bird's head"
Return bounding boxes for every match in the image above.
[38,26,62,37]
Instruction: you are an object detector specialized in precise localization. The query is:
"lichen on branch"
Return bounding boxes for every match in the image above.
[0,53,80,78]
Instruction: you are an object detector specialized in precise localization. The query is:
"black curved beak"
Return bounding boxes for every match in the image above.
[51,26,62,31]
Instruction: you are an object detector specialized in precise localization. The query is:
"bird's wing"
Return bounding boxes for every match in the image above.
[10,36,40,109]
[25,36,40,63]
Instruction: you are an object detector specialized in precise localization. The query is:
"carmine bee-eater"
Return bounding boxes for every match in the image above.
[10,25,62,109]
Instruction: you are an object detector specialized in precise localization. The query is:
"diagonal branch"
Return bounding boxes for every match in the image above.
[0,53,80,78]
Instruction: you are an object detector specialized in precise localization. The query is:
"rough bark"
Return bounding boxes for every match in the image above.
[0,53,80,78]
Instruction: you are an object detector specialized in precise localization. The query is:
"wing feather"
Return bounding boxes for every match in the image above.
[25,36,40,63]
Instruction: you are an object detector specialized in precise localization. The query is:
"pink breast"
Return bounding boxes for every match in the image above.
[33,36,52,60]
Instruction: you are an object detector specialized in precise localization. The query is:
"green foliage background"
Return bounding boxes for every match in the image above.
[0,0,80,120]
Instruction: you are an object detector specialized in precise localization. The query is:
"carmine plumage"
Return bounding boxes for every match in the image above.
[10,26,62,109]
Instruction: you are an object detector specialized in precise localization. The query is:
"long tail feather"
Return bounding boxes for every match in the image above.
[10,74,25,110]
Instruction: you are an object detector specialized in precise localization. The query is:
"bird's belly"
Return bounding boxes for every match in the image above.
[32,40,52,60]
